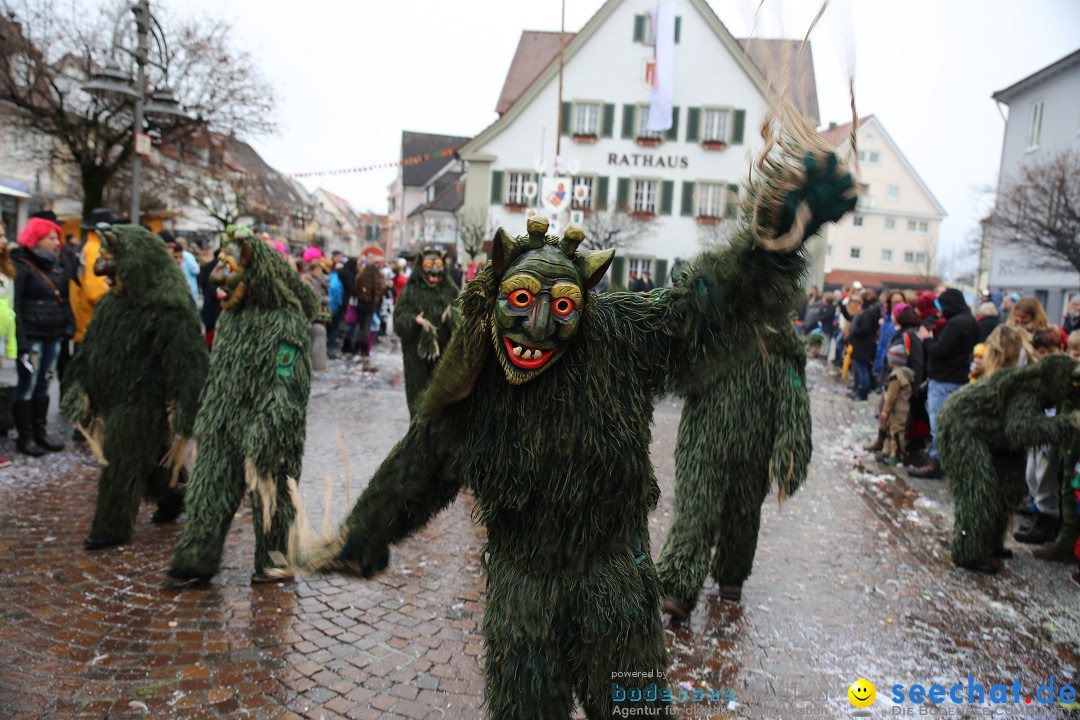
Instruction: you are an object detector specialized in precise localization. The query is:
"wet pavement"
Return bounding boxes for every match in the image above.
[0,343,1077,719]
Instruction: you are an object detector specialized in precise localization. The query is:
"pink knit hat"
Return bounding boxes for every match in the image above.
[891,302,912,321]
[17,217,62,249]
[272,242,288,256]
[302,246,323,264]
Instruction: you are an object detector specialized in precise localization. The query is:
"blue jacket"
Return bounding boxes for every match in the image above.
[874,314,895,374]
[328,272,343,314]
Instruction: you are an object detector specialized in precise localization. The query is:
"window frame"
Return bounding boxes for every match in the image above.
[696,181,726,218]
[884,217,896,232]
[636,104,661,139]
[570,174,596,211]
[505,171,533,207]
[700,106,732,144]
[1027,100,1044,150]
[881,248,893,263]
[574,101,602,137]
[849,246,862,260]
[886,184,900,200]
[632,177,660,215]
[852,215,865,229]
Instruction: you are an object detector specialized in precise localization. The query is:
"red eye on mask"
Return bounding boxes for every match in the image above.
[508,289,533,309]
[552,297,575,318]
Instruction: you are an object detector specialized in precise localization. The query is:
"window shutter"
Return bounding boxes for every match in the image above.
[725,183,740,219]
[601,103,615,138]
[681,181,695,216]
[674,17,681,44]
[732,109,746,144]
[665,106,680,141]
[616,178,630,211]
[686,107,701,142]
[660,181,674,215]
[633,14,644,42]
[622,104,635,139]
[612,255,627,288]
[654,258,669,287]
[490,171,504,204]
[562,102,572,135]
[596,176,610,210]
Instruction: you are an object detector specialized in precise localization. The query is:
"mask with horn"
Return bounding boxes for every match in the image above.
[490,217,613,384]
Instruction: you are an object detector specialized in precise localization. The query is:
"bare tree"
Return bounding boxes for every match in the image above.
[579,208,653,252]
[990,147,1080,274]
[0,0,275,220]
[696,219,738,250]
[460,207,492,261]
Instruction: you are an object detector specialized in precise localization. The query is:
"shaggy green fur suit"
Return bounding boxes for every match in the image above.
[61,225,208,546]
[937,354,1080,571]
[169,236,318,581]
[322,143,855,717]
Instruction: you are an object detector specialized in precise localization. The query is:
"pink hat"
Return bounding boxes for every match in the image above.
[302,246,323,264]
[17,217,62,249]
[272,242,288,256]
[892,302,911,321]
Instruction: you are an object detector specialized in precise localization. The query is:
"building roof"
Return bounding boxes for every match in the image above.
[824,269,941,291]
[401,131,470,188]
[407,175,464,219]
[492,30,820,123]
[819,114,947,219]
[737,39,819,125]
[992,48,1080,105]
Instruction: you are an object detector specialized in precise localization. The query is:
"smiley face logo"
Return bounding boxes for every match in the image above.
[848,678,876,708]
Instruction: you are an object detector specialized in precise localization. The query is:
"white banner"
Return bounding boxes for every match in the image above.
[646,1,676,132]
[540,176,571,214]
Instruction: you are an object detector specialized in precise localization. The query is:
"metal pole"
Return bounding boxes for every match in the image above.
[555,0,565,158]
[130,0,151,224]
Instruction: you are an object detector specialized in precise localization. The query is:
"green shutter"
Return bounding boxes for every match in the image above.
[654,258,669,287]
[612,255,627,289]
[725,183,740,219]
[674,17,681,44]
[622,104,635,139]
[616,178,630,211]
[732,109,746,144]
[660,180,674,215]
[681,181,695,216]
[562,101,572,135]
[686,107,700,142]
[601,103,615,138]
[596,176,609,210]
[665,106,679,141]
[633,14,644,42]
[490,170,504,204]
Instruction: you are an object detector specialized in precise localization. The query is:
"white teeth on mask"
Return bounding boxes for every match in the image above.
[513,345,523,357]
[523,349,533,359]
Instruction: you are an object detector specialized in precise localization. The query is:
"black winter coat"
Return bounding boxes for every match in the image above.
[12,245,74,350]
[849,301,881,363]
[887,326,925,385]
[975,314,999,343]
[923,288,976,385]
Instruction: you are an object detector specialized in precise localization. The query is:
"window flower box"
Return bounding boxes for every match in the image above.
[504,203,528,213]
[635,136,662,147]
[702,140,728,151]
[695,215,725,225]
[630,211,656,221]
[572,133,598,144]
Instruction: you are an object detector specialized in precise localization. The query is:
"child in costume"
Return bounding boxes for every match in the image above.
[61,225,208,549]
[936,354,1080,573]
[877,342,915,467]
[167,226,318,586]
[392,246,460,417]
[309,107,857,718]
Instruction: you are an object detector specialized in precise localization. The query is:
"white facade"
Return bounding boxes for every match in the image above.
[822,116,945,282]
[987,50,1080,321]
[460,0,783,287]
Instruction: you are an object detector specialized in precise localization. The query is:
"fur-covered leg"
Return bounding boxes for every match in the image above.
[944,435,1004,570]
[251,471,297,576]
[87,459,143,546]
[710,502,765,589]
[169,435,246,579]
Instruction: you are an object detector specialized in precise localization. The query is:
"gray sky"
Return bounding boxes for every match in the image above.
[180,0,1080,274]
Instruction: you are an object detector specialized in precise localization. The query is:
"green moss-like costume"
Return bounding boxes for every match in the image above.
[392,248,460,417]
[60,225,208,546]
[656,322,811,613]
[168,228,318,581]
[937,354,1080,571]
[319,131,855,717]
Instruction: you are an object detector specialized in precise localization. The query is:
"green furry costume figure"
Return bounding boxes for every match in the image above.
[167,227,318,586]
[310,112,855,717]
[937,354,1080,574]
[392,246,460,416]
[60,224,208,550]
[657,322,811,619]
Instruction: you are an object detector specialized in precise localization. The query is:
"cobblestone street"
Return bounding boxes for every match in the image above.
[1,345,1077,719]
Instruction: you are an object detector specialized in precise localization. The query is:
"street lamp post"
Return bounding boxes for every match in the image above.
[81,0,187,225]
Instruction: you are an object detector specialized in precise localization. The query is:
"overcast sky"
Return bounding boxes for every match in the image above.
[178,0,1080,274]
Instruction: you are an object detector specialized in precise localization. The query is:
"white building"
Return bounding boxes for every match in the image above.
[987,49,1080,321]
[458,0,818,288]
[816,115,946,292]
[387,131,470,254]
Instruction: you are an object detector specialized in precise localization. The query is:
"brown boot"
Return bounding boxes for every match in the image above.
[1032,544,1074,563]
[908,458,943,479]
[863,429,885,453]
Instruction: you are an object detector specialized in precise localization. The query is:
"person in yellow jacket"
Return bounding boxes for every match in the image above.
[68,210,115,344]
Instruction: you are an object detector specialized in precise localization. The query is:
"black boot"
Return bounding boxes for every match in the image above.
[31,397,64,452]
[13,401,45,457]
[1013,512,1060,544]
